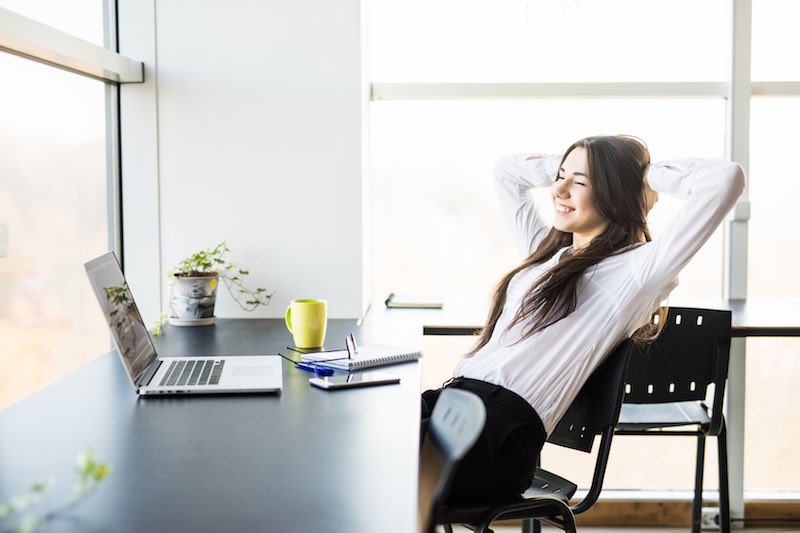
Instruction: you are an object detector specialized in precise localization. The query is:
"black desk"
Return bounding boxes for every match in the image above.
[0,319,420,533]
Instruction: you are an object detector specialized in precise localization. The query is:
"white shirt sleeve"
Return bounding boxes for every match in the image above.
[630,159,746,291]
[494,153,561,255]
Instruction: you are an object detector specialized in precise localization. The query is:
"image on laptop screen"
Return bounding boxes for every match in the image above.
[85,253,157,385]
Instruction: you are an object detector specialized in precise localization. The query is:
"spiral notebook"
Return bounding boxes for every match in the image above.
[300,344,422,371]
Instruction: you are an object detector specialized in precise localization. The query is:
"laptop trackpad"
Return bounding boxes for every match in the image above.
[232,365,274,377]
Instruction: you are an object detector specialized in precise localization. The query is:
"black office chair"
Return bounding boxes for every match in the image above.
[616,307,732,533]
[438,340,633,533]
[419,388,486,533]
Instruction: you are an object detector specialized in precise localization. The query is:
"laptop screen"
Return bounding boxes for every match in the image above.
[85,252,158,387]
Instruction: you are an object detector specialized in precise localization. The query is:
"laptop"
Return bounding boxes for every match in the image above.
[85,251,282,395]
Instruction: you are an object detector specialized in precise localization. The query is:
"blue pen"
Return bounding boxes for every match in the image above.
[294,361,335,376]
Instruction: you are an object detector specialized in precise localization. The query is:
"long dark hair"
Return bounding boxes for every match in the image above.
[470,135,660,355]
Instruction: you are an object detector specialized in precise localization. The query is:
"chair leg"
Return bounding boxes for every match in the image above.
[692,433,706,533]
[718,420,731,533]
[521,518,540,533]
[561,509,577,533]
[443,524,454,533]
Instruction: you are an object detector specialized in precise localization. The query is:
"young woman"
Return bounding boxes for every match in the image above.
[421,135,745,504]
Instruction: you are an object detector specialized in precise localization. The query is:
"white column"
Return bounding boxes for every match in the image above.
[725,0,752,525]
[117,0,162,324]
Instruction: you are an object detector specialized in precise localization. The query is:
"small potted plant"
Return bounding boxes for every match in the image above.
[161,242,275,329]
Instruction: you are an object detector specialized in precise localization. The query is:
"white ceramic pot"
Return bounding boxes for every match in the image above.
[168,273,218,325]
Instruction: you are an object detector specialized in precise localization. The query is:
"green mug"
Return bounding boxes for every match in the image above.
[285,299,327,348]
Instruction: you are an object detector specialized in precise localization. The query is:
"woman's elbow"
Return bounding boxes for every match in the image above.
[718,161,746,199]
[729,162,746,197]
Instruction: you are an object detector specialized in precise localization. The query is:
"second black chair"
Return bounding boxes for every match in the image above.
[617,306,732,533]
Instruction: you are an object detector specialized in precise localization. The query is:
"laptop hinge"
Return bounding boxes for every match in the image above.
[139,360,163,388]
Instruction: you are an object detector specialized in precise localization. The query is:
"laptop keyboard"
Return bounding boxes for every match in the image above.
[159,360,225,387]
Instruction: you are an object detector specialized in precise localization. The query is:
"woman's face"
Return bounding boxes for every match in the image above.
[551,147,609,249]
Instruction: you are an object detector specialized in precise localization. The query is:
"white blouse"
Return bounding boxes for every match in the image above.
[453,153,745,434]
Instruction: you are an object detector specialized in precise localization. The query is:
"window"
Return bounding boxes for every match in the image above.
[742,0,800,494]
[751,0,800,81]
[743,97,800,493]
[0,0,104,45]
[369,0,728,83]
[370,98,727,304]
[368,0,791,499]
[0,3,112,409]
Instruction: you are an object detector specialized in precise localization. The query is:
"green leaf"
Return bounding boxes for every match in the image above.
[10,496,26,513]
[76,451,91,471]
[19,514,42,533]
[0,500,12,518]
[94,464,111,481]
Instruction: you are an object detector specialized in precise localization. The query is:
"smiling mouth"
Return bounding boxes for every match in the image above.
[555,204,575,214]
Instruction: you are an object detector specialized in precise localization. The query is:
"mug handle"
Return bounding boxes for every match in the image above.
[285,304,293,333]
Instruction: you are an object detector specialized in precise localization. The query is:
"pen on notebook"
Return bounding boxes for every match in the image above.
[277,353,335,376]
[295,362,335,376]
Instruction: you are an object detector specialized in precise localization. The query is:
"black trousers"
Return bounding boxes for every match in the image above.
[421,377,547,505]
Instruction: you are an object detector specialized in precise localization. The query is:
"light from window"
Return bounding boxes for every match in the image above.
[0,51,109,409]
[369,98,726,306]
[368,0,728,83]
[743,97,800,493]
[0,0,105,46]
[751,0,800,81]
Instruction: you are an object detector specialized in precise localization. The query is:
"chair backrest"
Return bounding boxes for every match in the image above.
[418,388,486,533]
[623,307,732,405]
[548,340,633,453]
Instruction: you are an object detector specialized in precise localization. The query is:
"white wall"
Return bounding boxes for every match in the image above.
[119,0,367,323]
